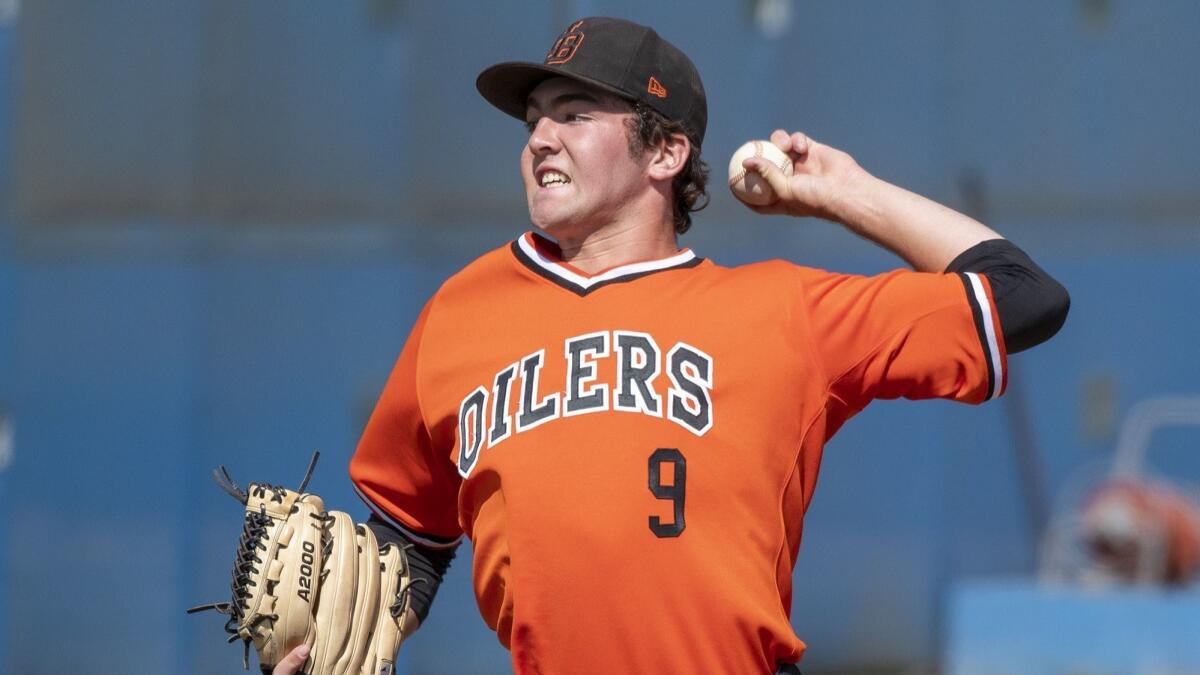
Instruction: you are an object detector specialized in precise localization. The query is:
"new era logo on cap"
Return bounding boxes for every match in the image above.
[647,76,668,99]
[475,16,708,145]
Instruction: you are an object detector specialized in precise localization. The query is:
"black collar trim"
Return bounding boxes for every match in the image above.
[510,232,703,297]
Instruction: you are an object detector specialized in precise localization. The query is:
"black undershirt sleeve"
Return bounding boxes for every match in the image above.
[944,238,1070,353]
[365,514,460,626]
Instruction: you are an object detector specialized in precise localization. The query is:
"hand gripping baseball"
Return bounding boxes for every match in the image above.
[738,129,868,221]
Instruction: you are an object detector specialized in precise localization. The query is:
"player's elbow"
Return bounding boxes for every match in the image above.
[1045,277,1070,336]
[946,239,1069,353]
[1005,275,1070,353]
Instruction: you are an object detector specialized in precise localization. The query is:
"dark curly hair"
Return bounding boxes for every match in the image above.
[624,102,709,235]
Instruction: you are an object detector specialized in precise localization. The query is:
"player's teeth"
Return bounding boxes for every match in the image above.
[541,172,570,186]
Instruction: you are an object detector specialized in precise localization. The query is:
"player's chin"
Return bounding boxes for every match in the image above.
[528,218,574,241]
[527,205,578,237]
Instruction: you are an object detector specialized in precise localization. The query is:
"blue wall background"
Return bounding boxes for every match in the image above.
[1,2,1198,673]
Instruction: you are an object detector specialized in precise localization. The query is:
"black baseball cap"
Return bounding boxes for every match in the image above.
[476,17,708,146]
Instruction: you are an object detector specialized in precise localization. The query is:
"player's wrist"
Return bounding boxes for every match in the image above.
[820,167,883,232]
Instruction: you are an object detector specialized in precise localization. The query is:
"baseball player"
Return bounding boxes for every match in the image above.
[279,16,1069,675]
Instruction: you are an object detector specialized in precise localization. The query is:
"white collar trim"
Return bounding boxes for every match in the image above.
[517,233,697,290]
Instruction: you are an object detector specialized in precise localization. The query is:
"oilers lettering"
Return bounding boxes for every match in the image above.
[297,540,316,602]
[456,330,713,477]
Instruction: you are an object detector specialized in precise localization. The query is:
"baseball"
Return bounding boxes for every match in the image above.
[728,140,793,206]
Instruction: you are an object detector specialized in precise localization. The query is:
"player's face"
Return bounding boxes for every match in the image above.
[522,78,651,241]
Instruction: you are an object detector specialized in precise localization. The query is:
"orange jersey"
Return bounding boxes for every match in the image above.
[350,232,1007,674]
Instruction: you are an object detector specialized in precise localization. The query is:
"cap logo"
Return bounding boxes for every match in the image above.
[545,20,585,65]
[647,76,668,99]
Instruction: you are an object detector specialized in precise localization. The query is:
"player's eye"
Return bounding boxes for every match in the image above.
[524,112,587,133]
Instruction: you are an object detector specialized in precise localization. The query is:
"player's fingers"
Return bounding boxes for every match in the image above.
[790,131,811,155]
[742,201,790,216]
[272,644,311,675]
[770,128,792,152]
[741,157,792,202]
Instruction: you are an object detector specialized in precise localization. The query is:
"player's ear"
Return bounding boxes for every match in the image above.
[647,132,690,182]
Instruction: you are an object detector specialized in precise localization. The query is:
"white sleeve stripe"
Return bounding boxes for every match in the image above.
[352,483,463,550]
[965,272,1004,400]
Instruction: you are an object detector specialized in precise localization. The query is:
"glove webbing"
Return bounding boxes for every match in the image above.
[187,451,324,669]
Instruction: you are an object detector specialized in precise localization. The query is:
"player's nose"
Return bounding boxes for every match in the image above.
[527,117,562,155]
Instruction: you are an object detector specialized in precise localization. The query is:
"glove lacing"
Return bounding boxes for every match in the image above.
[386,541,424,622]
[186,452,322,669]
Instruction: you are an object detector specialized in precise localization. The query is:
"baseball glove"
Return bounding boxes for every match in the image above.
[189,452,415,675]
[361,541,417,675]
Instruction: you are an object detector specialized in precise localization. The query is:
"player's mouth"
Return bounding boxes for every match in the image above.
[537,169,572,188]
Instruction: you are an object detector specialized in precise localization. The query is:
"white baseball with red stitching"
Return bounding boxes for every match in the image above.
[728,139,793,206]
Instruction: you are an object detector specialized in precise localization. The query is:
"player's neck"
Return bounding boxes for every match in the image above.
[549,219,680,275]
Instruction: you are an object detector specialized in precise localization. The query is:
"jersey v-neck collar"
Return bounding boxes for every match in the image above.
[509,232,704,297]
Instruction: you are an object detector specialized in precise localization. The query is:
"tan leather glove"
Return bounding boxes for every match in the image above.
[190,453,416,675]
